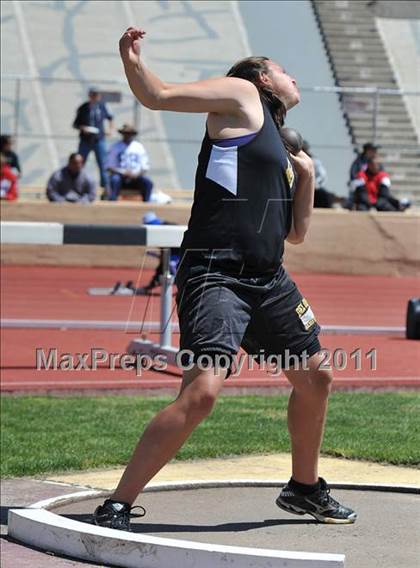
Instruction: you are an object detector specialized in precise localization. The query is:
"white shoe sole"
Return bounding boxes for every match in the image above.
[276,497,357,524]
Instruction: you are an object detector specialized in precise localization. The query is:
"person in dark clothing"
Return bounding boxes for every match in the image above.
[46,153,96,203]
[302,140,338,208]
[352,157,410,212]
[92,27,357,532]
[346,143,384,209]
[73,87,113,189]
[349,142,380,181]
[0,135,21,176]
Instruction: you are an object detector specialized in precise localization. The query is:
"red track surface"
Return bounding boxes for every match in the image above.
[1,266,419,393]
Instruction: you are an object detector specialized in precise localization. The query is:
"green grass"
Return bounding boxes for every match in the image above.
[1,392,419,477]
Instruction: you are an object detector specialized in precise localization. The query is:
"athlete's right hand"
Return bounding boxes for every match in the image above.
[119,27,146,65]
[289,150,315,179]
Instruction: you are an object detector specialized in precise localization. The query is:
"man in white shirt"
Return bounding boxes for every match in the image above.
[106,124,154,201]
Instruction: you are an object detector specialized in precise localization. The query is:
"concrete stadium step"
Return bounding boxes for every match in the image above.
[386,176,419,186]
[346,108,411,117]
[350,118,413,129]
[351,127,418,140]
[335,66,394,75]
[386,169,420,180]
[383,152,420,160]
[377,101,418,109]
[391,183,419,193]
[324,35,385,44]
[390,172,420,183]
[318,14,373,23]
[390,157,420,165]
[315,6,375,15]
[390,183,418,193]
[352,108,412,118]
[347,114,412,124]
[315,1,376,13]
[321,27,378,36]
[339,81,399,89]
[336,72,396,82]
[380,154,420,164]
[350,121,415,131]
[333,55,392,65]
[321,30,383,41]
[388,164,420,174]
[381,160,420,171]
[389,175,420,186]
[334,60,394,70]
[352,142,420,152]
[320,21,377,29]
[346,104,411,113]
[325,39,387,51]
[321,29,382,39]
[318,16,375,22]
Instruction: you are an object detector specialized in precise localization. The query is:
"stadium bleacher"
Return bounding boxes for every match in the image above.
[312,0,420,203]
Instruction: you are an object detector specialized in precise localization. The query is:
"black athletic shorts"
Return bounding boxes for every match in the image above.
[174,263,321,378]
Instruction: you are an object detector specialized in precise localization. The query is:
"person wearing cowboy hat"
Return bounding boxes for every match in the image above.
[105,123,154,201]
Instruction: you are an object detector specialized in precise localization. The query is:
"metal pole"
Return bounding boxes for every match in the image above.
[14,78,21,147]
[372,88,380,145]
[159,248,174,348]
[133,99,141,135]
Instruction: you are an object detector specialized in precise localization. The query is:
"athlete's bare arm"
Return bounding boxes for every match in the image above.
[119,27,258,116]
[286,151,315,245]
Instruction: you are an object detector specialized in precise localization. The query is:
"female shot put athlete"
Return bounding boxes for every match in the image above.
[94,27,356,530]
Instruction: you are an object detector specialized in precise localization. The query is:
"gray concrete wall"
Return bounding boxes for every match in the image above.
[377,18,420,141]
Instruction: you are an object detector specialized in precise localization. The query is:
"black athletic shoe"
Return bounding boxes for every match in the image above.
[93,499,146,531]
[276,477,357,524]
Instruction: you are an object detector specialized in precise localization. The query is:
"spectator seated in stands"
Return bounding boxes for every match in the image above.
[0,153,18,201]
[349,142,382,181]
[302,140,340,208]
[46,153,96,203]
[0,135,21,177]
[105,124,154,201]
[352,157,410,212]
[347,142,384,210]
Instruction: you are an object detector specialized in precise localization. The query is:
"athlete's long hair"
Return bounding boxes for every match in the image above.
[226,56,287,130]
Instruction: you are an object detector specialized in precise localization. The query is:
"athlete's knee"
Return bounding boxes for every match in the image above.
[290,359,333,398]
[179,367,224,422]
[294,357,333,399]
[313,367,333,396]
[185,387,219,422]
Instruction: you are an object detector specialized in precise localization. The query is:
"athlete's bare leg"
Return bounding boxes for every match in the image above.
[283,352,333,485]
[112,364,226,505]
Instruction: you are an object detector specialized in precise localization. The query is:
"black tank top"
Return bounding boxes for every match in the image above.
[179,95,296,277]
